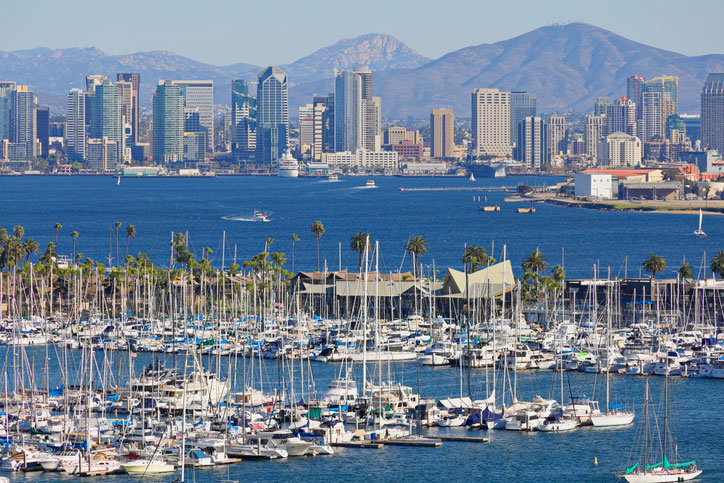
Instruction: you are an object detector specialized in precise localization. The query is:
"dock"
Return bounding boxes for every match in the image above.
[399,187,513,192]
[331,441,384,449]
[380,438,442,447]
[427,435,489,443]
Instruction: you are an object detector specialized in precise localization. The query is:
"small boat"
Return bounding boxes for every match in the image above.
[116,175,120,186]
[254,210,271,222]
[364,179,376,188]
[536,411,578,432]
[184,449,213,467]
[328,174,339,182]
[694,209,706,237]
[122,457,175,475]
[469,173,476,181]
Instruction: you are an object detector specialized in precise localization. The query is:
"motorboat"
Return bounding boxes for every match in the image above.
[254,210,271,222]
[364,179,376,188]
[122,457,175,475]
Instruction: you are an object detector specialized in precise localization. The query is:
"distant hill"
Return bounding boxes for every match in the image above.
[2,24,723,118]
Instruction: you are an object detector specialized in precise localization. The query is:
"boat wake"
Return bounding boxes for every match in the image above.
[222,211,272,222]
[221,215,258,222]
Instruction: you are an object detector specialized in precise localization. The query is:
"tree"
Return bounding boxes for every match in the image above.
[678,262,694,280]
[125,224,136,259]
[642,253,666,278]
[517,184,533,196]
[350,231,372,272]
[13,225,24,239]
[405,235,429,278]
[54,222,62,249]
[662,168,681,180]
[522,249,548,276]
[291,233,300,274]
[114,221,122,266]
[710,251,724,279]
[23,238,40,263]
[70,231,79,262]
[311,221,325,271]
[552,264,566,282]
[461,245,492,272]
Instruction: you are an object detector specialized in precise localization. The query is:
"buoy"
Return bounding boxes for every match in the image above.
[594,456,598,466]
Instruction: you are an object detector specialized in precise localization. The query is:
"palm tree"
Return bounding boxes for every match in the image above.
[552,264,566,282]
[54,222,62,249]
[405,235,429,278]
[114,221,122,266]
[311,221,325,271]
[678,262,694,280]
[291,234,300,274]
[710,251,724,279]
[22,238,40,263]
[125,224,136,259]
[642,253,666,278]
[70,231,79,262]
[461,245,490,272]
[350,232,371,272]
[522,249,548,276]
[13,225,24,240]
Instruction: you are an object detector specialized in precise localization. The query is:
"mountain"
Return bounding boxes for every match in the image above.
[2,24,724,118]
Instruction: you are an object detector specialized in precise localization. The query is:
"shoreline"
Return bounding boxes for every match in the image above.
[536,195,724,215]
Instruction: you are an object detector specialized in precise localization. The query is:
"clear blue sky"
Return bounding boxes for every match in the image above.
[3,0,722,65]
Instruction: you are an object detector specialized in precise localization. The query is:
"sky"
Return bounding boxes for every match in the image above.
[2,0,723,66]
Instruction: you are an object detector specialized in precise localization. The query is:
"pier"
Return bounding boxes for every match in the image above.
[398,186,514,192]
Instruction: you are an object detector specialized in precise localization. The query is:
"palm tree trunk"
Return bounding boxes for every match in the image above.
[316,239,320,271]
[292,242,295,274]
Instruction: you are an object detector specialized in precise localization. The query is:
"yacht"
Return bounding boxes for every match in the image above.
[364,179,376,188]
[254,210,271,222]
[328,173,340,182]
[122,457,175,475]
[278,150,299,178]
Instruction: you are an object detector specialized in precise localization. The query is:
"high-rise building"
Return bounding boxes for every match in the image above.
[231,80,256,160]
[334,70,362,152]
[0,82,14,141]
[152,80,184,164]
[87,137,119,170]
[89,80,123,157]
[594,96,610,116]
[311,96,328,161]
[701,73,724,154]
[36,107,49,158]
[256,66,288,164]
[517,116,547,170]
[471,88,511,157]
[115,80,134,145]
[606,97,637,136]
[547,115,567,158]
[322,93,335,153]
[170,80,213,152]
[584,114,605,160]
[641,91,665,141]
[510,92,536,151]
[298,103,314,151]
[85,74,108,93]
[10,85,37,158]
[627,75,646,120]
[117,73,140,145]
[665,114,686,142]
[430,108,455,159]
[66,89,86,162]
[354,66,380,151]
[598,133,641,166]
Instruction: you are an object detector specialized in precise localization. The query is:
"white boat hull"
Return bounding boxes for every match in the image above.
[590,412,635,427]
[622,469,702,483]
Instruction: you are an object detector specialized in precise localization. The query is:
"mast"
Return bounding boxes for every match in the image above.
[643,379,649,470]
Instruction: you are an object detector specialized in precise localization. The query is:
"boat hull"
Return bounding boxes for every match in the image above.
[622,469,702,483]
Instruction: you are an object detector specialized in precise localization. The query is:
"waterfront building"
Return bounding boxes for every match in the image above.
[606,97,637,137]
[89,80,123,161]
[701,73,724,154]
[170,80,213,152]
[334,70,362,152]
[597,132,642,166]
[66,88,86,162]
[183,132,206,161]
[384,126,422,145]
[36,107,49,158]
[584,114,605,160]
[152,80,184,164]
[184,108,201,133]
[627,75,645,120]
[311,96,328,161]
[574,173,613,199]
[547,115,567,158]
[117,73,140,145]
[323,148,398,171]
[231,79,257,160]
[256,66,288,164]
[9,85,37,159]
[384,140,422,159]
[510,91,536,151]
[298,103,314,153]
[471,88,511,157]
[430,108,455,159]
[517,116,547,170]
[86,136,119,170]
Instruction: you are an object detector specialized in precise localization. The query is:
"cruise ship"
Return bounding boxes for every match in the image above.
[278,150,299,178]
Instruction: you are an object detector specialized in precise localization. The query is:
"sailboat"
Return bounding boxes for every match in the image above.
[116,174,121,185]
[694,209,705,237]
[469,173,476,182]
[619,378,702,483]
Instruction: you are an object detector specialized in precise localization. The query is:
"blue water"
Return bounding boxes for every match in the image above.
[0,175,718,278]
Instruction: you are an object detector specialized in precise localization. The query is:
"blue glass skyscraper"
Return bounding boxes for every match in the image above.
[256,66,288,164]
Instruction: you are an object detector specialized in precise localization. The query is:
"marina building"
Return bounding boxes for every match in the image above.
[471,88,511,157]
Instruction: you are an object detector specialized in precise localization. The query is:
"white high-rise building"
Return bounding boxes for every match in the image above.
[298,103,314,151]
[547,115,567,158]
[641,91,665,141]
[471,88,511,157]
[170,80,214,151]
[66,88,86,162]
[606,97,637,137]
[584,114,605,160]
[517,116,546,170]
[598,132,642,166]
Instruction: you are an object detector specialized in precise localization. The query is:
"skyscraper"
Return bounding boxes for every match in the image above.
[510,92,536,151]
[311,96,328,161]
[430,108,455,159]
[117,73,140,145]
[66,88,86,162]
[152,80,184,164]
[517,116,547,170]
[36,107,49,158]
[115,80,134,143]
[471,88,511,157]
[594,97,610,116]
[701,73,724,154]
[298,104,314,150]
[10,85,37,158]
[641,76,678,141]
[606,97,637,136]
[231,79,256,160]
[584,114,605,160]
[334,70,362,152]
[256,66,288,164]
[89,80,123,161]
[170,80,214,152]
[85,74,108,93]
[0,82,15,141]
[547,115,567,158]
[354,65,380,151]
[627,75,645,120]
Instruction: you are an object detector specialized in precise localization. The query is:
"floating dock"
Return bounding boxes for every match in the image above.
[331,441,384,449]
[429,435,490,443]
[480,206,501,212]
